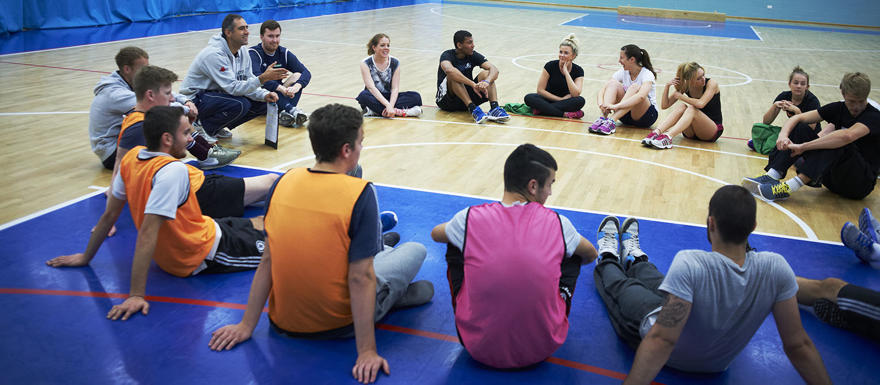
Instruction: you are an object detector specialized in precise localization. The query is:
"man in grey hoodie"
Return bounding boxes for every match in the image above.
[179,14,288,141]
[89,47,232,170]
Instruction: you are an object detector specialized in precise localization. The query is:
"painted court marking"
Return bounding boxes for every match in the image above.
[269,141,816,240]
[0,289,662,384]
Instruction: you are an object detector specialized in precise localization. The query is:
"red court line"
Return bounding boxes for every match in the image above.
[1,287,659,382]
[0,59,747,141]
[0,60,112,74]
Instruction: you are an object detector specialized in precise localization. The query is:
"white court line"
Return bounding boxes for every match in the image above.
[339,116,769,160]
[558,14,589,26]
[271,141,816,240]
[750,26,764,41]
[0,190,106,231]
[620,18,713,29]
[0,111,88,116]
[375,182,840,246]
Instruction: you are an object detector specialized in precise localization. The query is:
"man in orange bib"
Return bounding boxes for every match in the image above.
[208,104,433,384]
[48,106,271,321]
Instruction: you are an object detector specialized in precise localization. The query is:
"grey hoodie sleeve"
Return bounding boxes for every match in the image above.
[200,50,267,100]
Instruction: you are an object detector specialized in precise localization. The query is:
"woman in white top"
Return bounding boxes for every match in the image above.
[356,33,422,117]
[589,44,658,135]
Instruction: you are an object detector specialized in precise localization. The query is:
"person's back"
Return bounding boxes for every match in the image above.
[265,168,370,334]
[456,201,568,368]
[659,249,797,372]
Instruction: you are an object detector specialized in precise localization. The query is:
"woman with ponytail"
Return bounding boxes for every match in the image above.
[523,34,585,119]
[590,44,658,135]
[356,33,423,118]
[643,62,722,149]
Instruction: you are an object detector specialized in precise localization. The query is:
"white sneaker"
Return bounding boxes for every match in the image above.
[215,128,233,139]
[363,107,379,117]
[293,107,309,126]
[402,106,422,117]
[193,121,217,144]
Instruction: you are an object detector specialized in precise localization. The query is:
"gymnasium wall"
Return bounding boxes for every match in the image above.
[525,0,879,27]
[0,0,336,34]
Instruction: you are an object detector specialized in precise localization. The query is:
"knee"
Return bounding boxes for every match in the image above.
[398,242,428,261]
[819,277,847,297]
[524,93,540,104]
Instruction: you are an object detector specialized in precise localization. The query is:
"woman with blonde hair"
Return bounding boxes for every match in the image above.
[590,44,657,135]
[644,62,722,149]
[356,33,422,117]
[523,34,585,119]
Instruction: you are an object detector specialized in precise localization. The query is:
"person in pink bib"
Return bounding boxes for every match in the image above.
[431,143,598,368]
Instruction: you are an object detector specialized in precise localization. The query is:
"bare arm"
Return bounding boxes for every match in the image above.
[46,194,126,267]
[561,62,582,97]
[613,81,653,110]
[479,61,499,84]
[431,223,449,243]
[624,293,692,385]
[349,257,389,384]
[772,297,831,384]
[106,213,164,321]
[776,110,823,151]
[763,101,783,125]
[659,82,677,110]
[359,61,392,111]
[440,60,477,87]
[209,245,274,350]
[388,65,401,112]
[573,236,598,264]
[789,122,868,156]
[536,69,563,102]
[676,79,718,109]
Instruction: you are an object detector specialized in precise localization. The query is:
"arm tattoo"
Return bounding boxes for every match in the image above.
[656,295,691,328]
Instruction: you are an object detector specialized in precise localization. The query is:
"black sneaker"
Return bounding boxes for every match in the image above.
[382,232,400,247]
[394,280,434,308]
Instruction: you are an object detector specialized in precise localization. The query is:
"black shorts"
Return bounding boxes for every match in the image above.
[196,174,245,218]
[101,150,116,170]
[436,77,489,111]
[682,122,724,142]
[620,104,658,128]
[200,217,264,274]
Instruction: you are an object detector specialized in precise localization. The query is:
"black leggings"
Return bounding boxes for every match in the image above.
[524,93,585,117]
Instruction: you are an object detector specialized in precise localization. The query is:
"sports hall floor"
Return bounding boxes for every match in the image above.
[0,1,878,383]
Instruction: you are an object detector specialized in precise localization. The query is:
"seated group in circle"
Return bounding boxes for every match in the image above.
[64,13,879,385]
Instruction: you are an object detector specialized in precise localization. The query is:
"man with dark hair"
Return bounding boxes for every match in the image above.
[436,30,510,124]
[89,47,199,169]
[592,185,830,384]
[48,106,275,321]
[249,19,311,127]
[208,104,432,385]
[180,14,288,141]
[430,143,597,369]
[117,65,239,173]
[743,72,880,201]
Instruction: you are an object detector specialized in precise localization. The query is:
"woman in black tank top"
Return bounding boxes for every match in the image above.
[642,62,723,149]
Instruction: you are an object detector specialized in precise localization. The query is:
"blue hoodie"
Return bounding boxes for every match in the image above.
[179,33,268,102]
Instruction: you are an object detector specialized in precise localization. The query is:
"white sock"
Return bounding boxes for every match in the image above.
[766,169,783,179]
[786,176,805,192]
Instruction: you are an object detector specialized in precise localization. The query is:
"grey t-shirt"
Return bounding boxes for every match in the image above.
[652,249,798,373]
[112,149,191,219]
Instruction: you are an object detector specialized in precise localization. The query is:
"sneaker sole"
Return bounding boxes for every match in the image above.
[486,116,510,123]
[740,178,763,197]
[597,129,615,135]
[474,116,488,124]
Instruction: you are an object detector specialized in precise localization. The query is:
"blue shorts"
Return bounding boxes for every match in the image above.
[619,104,658,128]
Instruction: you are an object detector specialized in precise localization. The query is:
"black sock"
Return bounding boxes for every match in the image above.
[490,101,499,110]
[467,103,477,113]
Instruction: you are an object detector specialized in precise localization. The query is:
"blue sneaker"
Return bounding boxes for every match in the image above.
[741,174,778,195]
[841,222,880,268]
[487,106,510,123]
[471,106,488,124]
[380,211,398,232]
[747,139,755,151]
[757,180,791,201]
[859,208,879,243]
[597,216,620,260]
